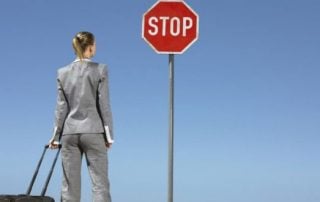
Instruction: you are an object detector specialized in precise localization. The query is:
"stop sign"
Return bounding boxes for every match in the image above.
[142,0,199,54]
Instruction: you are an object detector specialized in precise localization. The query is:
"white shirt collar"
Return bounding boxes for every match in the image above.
[73,58,91,63]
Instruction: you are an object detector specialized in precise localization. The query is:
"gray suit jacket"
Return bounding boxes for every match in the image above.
[51,59,113,143]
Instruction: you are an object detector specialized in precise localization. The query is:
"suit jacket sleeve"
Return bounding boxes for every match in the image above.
[50,76,69,142]
[98,65,114,143]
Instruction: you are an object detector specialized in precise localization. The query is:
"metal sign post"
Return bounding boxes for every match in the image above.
[142,1,199,202]
[168,53,174,202]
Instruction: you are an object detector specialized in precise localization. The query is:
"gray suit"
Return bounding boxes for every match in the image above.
[51,59,113,143]
[51,59,113,202]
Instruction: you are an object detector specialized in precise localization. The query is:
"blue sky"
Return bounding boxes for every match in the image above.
[0,0,319,201]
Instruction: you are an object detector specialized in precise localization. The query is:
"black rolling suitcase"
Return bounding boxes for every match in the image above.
[0,144,61,202]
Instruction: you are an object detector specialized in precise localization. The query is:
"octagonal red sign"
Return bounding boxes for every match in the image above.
[142,0,199,54]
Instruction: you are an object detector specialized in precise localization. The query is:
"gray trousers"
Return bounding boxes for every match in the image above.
[61,133,111,202]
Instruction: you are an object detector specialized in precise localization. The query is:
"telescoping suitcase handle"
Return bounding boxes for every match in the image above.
[26,144,62,196]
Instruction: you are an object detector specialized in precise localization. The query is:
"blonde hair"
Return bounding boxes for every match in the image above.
[72,31,95,60]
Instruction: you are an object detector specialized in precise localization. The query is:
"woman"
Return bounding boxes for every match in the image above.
[49,31,114,202]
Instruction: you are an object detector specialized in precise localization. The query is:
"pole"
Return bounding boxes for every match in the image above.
[168,53,174,202]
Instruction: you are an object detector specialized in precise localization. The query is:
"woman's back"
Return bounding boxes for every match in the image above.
[57,60,107,135]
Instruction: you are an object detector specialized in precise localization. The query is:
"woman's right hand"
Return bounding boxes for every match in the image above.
[106,142,112,149]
